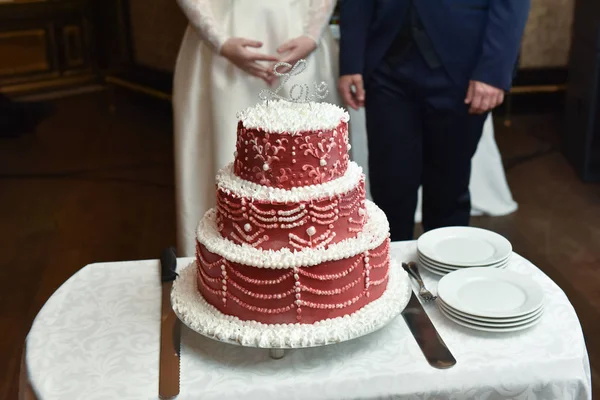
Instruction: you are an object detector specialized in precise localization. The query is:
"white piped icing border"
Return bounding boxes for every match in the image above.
[171,260,411,348]
[237,100,349,134]
[197,201,389,269]
[217,161,363,204]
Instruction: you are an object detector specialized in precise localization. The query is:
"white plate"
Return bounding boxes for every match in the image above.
[437,268,544,318]
[438,299,544,327]
[417,253,509,271]
[437,297,544,323]
[418,251,510,269]
[419,257,507,277]
[438,303,543,333]
[420,262,505,277]
[418,227,512,266]
[418,257,456,272]
[419,263,448,276]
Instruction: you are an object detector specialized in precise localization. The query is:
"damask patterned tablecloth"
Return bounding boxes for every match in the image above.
[26,242,592,400]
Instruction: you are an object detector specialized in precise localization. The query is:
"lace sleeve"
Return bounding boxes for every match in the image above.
[176,0,229,53]
[304,0,337,44]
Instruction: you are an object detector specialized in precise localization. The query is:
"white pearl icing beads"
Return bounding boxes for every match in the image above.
[244,223,252,232]
[306,226,316,236]
[347,144,352,151]
[234,151,238,157]
[320,158,327,167]
[263,163,269,171]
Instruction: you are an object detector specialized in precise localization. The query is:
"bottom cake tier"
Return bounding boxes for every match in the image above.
[171,259,411,348]
[195,201,391,324]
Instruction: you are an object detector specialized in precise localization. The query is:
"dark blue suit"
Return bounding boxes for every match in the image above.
[340,0,530,90]
[339,0,530,240]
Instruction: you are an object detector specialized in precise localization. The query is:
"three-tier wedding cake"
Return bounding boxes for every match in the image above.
[172,62,410,347]
[194,99,392,325]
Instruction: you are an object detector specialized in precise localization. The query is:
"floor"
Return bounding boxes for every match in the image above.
[1,91,598,399]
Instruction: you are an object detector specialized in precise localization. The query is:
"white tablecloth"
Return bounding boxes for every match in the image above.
[26,242,592,400]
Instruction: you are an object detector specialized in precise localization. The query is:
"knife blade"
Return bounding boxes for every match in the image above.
[159,247,180,399]
[401,291,456,369]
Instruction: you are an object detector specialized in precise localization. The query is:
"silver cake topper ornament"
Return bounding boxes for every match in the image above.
[259,59,329,104]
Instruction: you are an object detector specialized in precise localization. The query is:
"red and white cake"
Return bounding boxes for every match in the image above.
[171,96,410,348]
[193,100,393,325]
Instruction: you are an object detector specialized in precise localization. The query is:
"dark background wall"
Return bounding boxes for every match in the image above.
[0,0,578,96]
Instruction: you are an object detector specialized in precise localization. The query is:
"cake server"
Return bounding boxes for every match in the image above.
[401,289,456,369]
[159,247,181,399]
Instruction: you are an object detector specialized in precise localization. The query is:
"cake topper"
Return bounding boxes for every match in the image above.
[258,59,329,104]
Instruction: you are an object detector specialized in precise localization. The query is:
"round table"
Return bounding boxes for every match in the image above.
[25,241,592,400]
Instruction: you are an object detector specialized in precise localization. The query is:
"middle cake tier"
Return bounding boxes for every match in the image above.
[216,161,366,251]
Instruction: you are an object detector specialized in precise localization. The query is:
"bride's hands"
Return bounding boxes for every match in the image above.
[275,36,317,69]
[220,38,279,84]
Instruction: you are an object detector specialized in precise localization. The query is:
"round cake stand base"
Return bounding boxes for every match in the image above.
[269,348,286,359]
[171,260,412,358]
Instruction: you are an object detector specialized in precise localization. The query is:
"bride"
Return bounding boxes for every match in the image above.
[173,0,339,256]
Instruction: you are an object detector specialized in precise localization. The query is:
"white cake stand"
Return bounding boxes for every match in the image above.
[171,260,412,359]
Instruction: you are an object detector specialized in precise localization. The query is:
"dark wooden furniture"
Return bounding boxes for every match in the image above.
[564,0,600,181]
[0,0,100,96]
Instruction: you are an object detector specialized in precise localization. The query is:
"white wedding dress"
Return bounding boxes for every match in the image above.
[173,0,339,256]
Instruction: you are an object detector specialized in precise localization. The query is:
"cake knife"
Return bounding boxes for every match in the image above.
[401,285,456,369]
[159,247,181,399]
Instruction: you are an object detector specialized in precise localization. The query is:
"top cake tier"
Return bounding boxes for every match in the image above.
[234,101,351,189]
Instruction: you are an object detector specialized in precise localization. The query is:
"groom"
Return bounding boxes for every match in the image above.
[338,0,530,240]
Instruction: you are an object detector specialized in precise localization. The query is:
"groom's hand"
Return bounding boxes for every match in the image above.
[465,80,505,114]
[338,74,365,110]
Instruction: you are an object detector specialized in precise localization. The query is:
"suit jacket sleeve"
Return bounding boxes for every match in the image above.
[470,0,531,91]
[339,0,375,76]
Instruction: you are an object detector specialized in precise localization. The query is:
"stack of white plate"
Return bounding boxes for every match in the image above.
[417,227,512,276]
[437,268,545,332]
